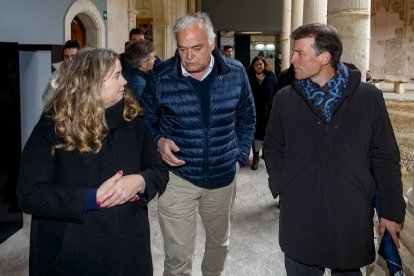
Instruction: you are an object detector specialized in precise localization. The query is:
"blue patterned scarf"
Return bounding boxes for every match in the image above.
[297,62,349,123]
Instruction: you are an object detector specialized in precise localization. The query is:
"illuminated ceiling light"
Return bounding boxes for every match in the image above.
[255,43,265,50]
[240,31,263,35]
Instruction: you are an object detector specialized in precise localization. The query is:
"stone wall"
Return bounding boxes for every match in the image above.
[370,0,414,78]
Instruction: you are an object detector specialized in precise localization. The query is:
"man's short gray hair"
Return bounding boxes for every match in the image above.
[173,12,216,45]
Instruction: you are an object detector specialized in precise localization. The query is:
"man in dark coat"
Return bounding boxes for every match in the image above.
[122,40,156,102]
[263,23,406,275]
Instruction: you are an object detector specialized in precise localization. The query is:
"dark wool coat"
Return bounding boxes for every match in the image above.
[141,48,255,189]
[18,100,168,276]
[248,71,277,140]
[263,66,406,269]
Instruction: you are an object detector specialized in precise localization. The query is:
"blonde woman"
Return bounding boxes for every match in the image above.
[18,48,168,276]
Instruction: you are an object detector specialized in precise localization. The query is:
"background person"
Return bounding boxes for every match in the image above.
[122,40,156,102]
[275,63,295,93]
[247,55,277,170]
[223,45,233,58]
[129,27,146,42]
[126,27,161,66]
[18,48,168,276]
[263,23,405,275]
[141,12,255,276]
[42,40,80,105]
[274,51,282,77]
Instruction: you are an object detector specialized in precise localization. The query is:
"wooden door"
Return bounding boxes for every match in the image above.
[71,16,85,47]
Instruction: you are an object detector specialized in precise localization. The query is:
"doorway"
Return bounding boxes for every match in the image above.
[71,15,86,47]
[64,1,106,48]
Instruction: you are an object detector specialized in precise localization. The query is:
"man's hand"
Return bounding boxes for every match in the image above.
[379,217,403,248]
[157,137,185,167]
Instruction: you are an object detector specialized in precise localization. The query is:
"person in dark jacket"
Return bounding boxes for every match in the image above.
[122,40,156,102]
[18,48,168,276]
[140,12,255,276]
[275,52,282,77]
[275,63,295,93]
[263,23,405,275]
[122,27,162,67]
[247,55,277,170]
[223,45,233,58]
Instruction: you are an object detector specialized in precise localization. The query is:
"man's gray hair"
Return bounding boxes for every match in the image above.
[173,12,216,45]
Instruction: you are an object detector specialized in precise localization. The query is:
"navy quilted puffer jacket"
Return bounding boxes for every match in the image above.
[141,48,255,189]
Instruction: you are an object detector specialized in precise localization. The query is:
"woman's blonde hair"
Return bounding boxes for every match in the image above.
[44,48,142,154]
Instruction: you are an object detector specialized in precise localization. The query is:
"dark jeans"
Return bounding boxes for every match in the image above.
[285,255,363,276]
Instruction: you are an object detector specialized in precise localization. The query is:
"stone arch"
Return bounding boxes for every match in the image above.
[64,0,106,48]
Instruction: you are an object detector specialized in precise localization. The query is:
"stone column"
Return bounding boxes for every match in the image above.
[152,0,168,60]
[327,0,369,81]
[107,0,129,54]
[188,0,196,13]
[152,22,171,60]
[291,0,304,31]
[280,0,292,70]
[152,0,187,60]
[366,0,371,74]
[127,9,137,31]
[303,0,327,24]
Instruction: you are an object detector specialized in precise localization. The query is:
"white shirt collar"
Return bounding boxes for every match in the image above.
[181,54,215,81]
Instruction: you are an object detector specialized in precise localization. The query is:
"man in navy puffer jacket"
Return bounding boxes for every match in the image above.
[141,12,255,276]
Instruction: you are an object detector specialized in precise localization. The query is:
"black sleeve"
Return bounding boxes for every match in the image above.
[371,91,406,223]
[138,122,169,205]
[17,117,89,223]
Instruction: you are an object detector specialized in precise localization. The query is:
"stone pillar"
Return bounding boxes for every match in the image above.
[291,0,304,31]
[152,22,171,60]
[152,0,168,60]
[152,0,187,60]
[107,0,129,54]
[327,0,369,81]
[303,0,327,24]
[366,0,371,74]
[128,9,138,31]
[188,0,196,13]
[280,0,292,70]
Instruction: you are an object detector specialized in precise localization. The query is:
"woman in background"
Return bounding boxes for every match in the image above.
[18,48,168,276]
[247,55,277,170]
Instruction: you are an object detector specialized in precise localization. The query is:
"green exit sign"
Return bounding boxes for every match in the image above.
[103,10,107,20]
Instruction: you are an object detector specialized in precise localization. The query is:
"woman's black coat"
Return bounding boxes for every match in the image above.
[18,100,168,276]
[248,71,277,140]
